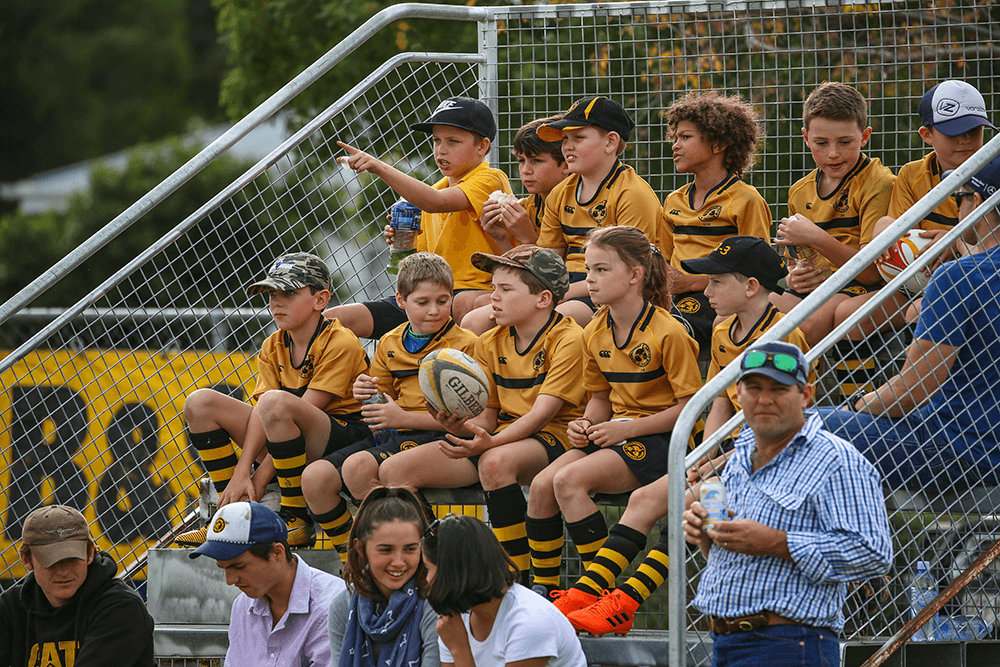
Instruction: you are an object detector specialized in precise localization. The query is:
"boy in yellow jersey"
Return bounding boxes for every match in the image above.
[660,91,772,353]
[834,80,996,338]
[298,253,478,555]
[771,82,895,349]
[551,237,807,637]
[334,97,514,338]
[463,115,571,334]
[534,96,664,326]
[380,246,585,578]
[178,253,370,548]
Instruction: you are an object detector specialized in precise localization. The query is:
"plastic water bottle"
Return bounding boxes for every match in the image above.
[938,614,992,641]
[387,200,421,274]
[361,391,398,446]
[909,561,940,641]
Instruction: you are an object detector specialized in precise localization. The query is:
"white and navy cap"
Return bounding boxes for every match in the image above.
[411,97,497,141]
[189,501,287,561]
[919,80,996,137]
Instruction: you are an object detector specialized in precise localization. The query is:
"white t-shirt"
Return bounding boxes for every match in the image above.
[438,584,586,667]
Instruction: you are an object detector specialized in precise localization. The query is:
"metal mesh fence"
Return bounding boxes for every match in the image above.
[1,1,999,661]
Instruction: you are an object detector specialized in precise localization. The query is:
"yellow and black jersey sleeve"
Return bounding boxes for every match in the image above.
[520,194,545,233]
[886,152,959,233]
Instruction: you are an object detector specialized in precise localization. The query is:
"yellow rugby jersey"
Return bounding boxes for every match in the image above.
[475,311,586,433]
[521,193,544,233]
[708,303,810,411]
[582,301,701,420]
[787,155,895,272]
[884,152,959,237]
[370,319,479,413]
[662,175,771,273]
[416,161,513,291]
[537,160,664,273]
[254,318,368,415]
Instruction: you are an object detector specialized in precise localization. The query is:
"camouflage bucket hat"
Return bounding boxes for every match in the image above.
[246,252,332,297]
[471,245,570,302]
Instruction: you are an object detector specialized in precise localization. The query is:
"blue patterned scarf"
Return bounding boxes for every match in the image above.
[340,578,424,667]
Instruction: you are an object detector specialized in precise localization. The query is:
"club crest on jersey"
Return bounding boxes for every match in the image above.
[400,441,418,451]
[213,517,227,533]
[629,343,651,368]
[590,200,608,223]
[532,350,546,371]
[834,190,850,214]
[623,441,646,460]
[299,355,315,379]
[698,205,722,222]
[676,296,701,314]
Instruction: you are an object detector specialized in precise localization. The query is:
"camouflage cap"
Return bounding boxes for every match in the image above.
[246,252,332,297]
[471,245,570,302]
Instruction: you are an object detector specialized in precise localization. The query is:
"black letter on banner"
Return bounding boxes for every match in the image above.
[96,402,170,543]
[4,385,89,542]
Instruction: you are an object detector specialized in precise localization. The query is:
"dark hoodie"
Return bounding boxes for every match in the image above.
[0,551,154,667]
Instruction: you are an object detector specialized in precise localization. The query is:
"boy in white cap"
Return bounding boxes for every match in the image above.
[0,505,155,666]
[190,501,345,667]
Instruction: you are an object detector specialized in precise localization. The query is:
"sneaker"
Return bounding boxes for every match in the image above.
[567,589,640,636]
[280,510,316,548]
[175,526,208,547]
[550,587,599,617]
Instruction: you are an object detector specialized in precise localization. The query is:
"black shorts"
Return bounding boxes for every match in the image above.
[321,429,446,469]
[364,288,488,339]
[672,291,716,352]
[580,431,671,486]
[468,429,569,468]
[323,413,372,458]
[785,279,873,300]
[567,272,598,312]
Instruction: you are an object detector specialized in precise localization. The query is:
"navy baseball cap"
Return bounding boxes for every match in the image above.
[411,97,497,141]
[681,236,786,295]
[537,96,636,143]
[943,156,1000,202]
[739,341,808,386]
[189,502,287,561]
[919,81,996,137]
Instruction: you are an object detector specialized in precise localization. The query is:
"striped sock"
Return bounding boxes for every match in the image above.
[621,538,669,605]
[832,338,877,399]
[566,510,609,570]
[312,498,353,561]
[484,484,530,577]
[527,513,565,588]
[267,435,309,518]
[189,429,237,494]
[575,523,646,596]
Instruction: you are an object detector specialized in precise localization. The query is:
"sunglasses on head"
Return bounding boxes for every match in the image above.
[423,514,457,539]
[742,350,804,377]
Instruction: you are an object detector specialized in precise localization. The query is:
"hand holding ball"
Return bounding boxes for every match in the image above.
[876,230,935,295]
[419,349,490,419]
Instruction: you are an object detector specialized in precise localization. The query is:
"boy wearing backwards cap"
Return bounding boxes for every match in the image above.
[1,505,155,666]
[380,245,585,578]
[534,96,664,326]
[190,501,345,667]
[334,97,514,339]
[179,252,369,548]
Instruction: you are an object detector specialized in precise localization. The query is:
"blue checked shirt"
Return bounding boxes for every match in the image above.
[693,412,893,632]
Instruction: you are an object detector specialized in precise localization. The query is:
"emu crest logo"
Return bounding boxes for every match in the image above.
[590,200,608,223]
[834,190,850,214]
[213,517,227,533]
[699,205,722,222]
[629,343,651,368]
[845,285,867,296]
[623,441,646,460]
[676,296,700,314]
[300,355,315,379]
[400,441,418,451]
[532,350,546,371]
[536,432,558,448]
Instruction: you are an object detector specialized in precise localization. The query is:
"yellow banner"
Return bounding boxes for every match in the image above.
[0,349,256,578]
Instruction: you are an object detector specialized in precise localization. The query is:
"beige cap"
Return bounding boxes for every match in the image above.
[22,505,91,568]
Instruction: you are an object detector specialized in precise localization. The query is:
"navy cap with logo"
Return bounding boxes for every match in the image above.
[943,156,1000,202]
[189,501,287,561]
[411,97,497,141]
[919,80,996,137]
[537,96,636,143]
[680,236,787,295]
[739,341,808,386]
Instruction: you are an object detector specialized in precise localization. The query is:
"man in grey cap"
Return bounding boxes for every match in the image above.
[0,505,154,667]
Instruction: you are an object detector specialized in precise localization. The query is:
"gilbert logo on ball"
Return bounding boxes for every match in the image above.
[419,349,490,419]
[876,230,934,295]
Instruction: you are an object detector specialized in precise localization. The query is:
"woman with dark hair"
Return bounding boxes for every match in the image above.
[329,488,440,667]
[422,514,586,667]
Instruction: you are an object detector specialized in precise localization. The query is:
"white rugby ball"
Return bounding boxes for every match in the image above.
[418,348,490,419]
[876,230,935,294]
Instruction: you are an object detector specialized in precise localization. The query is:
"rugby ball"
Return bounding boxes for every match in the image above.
[418,349,490,419]
[876,230,935,294]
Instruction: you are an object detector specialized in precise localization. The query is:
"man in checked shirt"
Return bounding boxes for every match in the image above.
[684,341,892,667]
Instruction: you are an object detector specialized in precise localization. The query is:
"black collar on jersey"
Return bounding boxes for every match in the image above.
[575,159,628,207]
[606,299,656,350]
[511,310,562,356]
[686,172,739,210]
[816,153,869,201]
[931,153,943,177]
[728,302,782,347]
[532,193,544,229]
[283,317,331,370]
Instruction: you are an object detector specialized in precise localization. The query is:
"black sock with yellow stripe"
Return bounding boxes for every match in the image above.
[526,513,564,589]
[566,510,609,570]
[574,523,646,596]
[832,337,878,399]
[312,498,353,561]
[267,435,310,519]
[620,532,670,605]
[484,484,530,579]
[190,428,237,494]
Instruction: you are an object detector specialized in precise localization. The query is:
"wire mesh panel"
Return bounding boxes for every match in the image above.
[1,1,999,662]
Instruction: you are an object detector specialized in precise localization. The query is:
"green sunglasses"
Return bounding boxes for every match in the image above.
[742,350,804,377]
